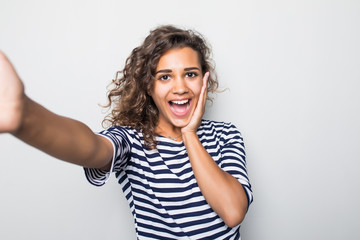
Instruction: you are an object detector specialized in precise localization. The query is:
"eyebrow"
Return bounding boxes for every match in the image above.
[155,67,201,75]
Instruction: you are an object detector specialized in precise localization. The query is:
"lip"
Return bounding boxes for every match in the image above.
[168,98,192,117]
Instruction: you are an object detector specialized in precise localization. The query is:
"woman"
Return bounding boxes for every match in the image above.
[0,25,252,239]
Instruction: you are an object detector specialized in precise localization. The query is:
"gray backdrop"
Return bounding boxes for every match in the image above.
[1,0,359,239]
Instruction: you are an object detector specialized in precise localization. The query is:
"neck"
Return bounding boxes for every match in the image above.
[156,122,182,142]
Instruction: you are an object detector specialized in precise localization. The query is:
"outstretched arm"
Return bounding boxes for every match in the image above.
[0,51,113,170]
[181,72,248,228]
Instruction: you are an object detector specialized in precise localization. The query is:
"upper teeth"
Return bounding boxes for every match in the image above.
[171,99,189,104]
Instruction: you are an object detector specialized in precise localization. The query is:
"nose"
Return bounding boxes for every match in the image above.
[172,76,188,95]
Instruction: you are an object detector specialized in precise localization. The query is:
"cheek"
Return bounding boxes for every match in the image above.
[192,80,203,96]
[151,84,168,105]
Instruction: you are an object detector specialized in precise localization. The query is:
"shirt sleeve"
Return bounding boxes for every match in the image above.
[219,123,253,208]
[84,126,132,186]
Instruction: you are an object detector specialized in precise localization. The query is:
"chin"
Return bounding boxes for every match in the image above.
[171,118,191,128]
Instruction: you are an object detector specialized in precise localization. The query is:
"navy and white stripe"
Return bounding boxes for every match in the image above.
[84,120,253,239]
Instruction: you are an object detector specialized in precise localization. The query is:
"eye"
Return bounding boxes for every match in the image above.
[159,74,170,81]
[186,72,198,78]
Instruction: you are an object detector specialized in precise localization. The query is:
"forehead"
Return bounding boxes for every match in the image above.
[156,47,200,71]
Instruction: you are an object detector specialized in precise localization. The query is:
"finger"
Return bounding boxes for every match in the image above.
[201,72,209,108]
[203,72,209,89]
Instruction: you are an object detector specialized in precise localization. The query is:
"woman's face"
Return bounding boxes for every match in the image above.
[151,47,203,130]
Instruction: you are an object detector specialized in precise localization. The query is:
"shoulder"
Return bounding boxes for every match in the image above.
[98,125,142,146]
[199,119,240,135]
[199,119,243,145]
[105,125,137,135]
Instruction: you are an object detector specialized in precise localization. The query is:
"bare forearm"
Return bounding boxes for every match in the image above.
[0,52,112,169]
[13,96,112,169]
[183,132,248,227]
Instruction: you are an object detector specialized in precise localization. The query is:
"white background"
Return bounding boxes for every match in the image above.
[1,0,360,239]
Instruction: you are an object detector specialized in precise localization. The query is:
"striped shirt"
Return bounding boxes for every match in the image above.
[84,120,253,239]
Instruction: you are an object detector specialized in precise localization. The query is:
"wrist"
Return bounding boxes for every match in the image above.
[12,94,32,135]
[181,131,199,145]
[2,94,26,134]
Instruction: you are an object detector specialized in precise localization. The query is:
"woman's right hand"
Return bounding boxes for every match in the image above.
[0,51,25,133]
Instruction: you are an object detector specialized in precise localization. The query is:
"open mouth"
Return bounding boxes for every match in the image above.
[168,99,191,116]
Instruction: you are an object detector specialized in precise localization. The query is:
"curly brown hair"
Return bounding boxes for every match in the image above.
[103,25,219,149]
